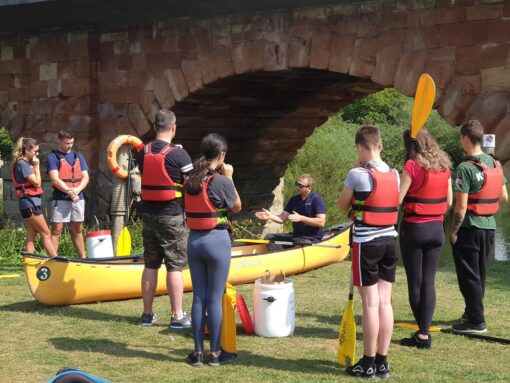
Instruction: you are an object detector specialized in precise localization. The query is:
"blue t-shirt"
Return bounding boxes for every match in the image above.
[284,191,327,240]
[47,150,89,200]
[14,160,42,210]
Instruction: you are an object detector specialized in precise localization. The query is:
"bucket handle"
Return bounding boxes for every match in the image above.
[263,296,276,303]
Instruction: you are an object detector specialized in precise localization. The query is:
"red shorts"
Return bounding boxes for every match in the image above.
[352,236,397,287]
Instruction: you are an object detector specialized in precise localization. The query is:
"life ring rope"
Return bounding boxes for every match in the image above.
[107,135,143,180]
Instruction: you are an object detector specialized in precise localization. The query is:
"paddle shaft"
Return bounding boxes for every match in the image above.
[234,239,340,248]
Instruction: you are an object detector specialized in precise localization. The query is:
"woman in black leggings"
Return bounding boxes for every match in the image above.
[184,134,241,366]
[399,129,452,349]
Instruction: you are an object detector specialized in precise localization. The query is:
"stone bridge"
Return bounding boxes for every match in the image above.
[0,0,509,221]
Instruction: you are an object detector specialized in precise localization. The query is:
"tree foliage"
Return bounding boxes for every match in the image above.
[0,127,14,162]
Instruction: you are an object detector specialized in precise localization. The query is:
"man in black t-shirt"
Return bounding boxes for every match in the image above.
[135,109,193,328]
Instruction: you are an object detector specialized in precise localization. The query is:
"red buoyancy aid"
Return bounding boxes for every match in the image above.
[53,151,83,189]
[140,143,183,202]
[185,175,229,230]
[403,169,449,216]
[466,156,503,216]
[11,162,43,199]
[350,164,399,226]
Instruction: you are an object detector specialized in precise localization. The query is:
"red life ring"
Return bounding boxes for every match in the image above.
[107,135,144,180]
[236,293,254,335]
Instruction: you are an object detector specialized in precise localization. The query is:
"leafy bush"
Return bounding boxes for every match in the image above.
[0,127,14,162]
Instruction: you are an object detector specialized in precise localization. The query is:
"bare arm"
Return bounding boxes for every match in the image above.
[398,171,412,205]
[288,212,326,228]
[447,178,453,208]
[222,164,241,213]
[26,159,42,188]
[450,191,468,244]
[338,186,354,212]
[49,169,71,193]
[500,183,508,203]
[255,209,289,224]
[75,170,89,194]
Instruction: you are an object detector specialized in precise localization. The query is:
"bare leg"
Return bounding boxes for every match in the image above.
[142,267,158,314]
[51,222,64,255]
[27,215,57,257]
[70,221,86,258]
[377,280,393,356]
[26,226,37,253]
[358,284,380,357]
[167,270,184,317]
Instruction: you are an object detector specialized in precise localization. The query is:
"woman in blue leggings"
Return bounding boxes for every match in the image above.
[184,133,241,366]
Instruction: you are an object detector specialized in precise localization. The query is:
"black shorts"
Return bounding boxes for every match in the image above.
[142,213,189,272]
[352,236,397,287]
[20,205,42,219]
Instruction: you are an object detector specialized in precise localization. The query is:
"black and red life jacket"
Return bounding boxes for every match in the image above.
[350,164,399,226]
[52,151,83,189]
[11,161,43,199]
[403,169,449,216]
[184,174,229,230]
[466,156,503,216]
[140,143,183,202]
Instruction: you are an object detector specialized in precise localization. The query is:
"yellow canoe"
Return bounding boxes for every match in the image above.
[22,223,351,306]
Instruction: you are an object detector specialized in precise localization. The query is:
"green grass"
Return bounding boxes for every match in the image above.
[1,259,509,383]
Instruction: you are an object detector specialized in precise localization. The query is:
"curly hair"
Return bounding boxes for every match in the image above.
[403,128,451,171]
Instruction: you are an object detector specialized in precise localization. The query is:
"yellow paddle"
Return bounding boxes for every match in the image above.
[0,274,20,279]
[117,153,132,256]
[221,283,237,353]
[411,73,436,138]
[337,277,356,367]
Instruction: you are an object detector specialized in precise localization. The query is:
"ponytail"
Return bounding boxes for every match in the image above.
[12,137,38,163]
[185,133,228,196]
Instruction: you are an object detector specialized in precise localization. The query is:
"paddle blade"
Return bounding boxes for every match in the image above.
[337,296,356,367]
[116,227,131,256]
[221,291,237,353]
[411,73,436,138]
[234,238,270,244]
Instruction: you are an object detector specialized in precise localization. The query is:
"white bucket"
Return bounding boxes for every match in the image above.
[86,230,113,258]
[253,278,295,337]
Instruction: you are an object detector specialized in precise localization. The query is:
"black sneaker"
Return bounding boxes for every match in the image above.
[452,322,487,334]
[375,362,390,379]
[400,332,431,349]
[208,350,238,367]
[169,312,192,329]
[346,358,376,379]
[140,312,157,326]
[185,352,204,366]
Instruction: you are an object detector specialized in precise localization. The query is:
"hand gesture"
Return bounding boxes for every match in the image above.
[450,233,458,245]
[288,211,303,222]
[31,156,40,167]
[221,163,234,178]
[255,208,271,220]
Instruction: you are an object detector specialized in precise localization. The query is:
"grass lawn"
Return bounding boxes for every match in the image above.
[0,260,509,383]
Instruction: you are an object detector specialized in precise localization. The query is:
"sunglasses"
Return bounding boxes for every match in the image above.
[295,181,309,188]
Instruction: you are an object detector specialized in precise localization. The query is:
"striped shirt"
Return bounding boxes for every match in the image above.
[344,161,399,243]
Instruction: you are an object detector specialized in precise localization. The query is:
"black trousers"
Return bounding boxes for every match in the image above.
[452,226,495,325]
[400,221,444,334]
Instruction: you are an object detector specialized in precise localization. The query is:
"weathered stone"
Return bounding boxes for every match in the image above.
[153,78,175,109]
[139,91,155,114]
[455,45,481,75]
[349,38,378,78]
[372,44,401,86]
[165,68,189,102]
[465,92,510,130]
[127,103,152,137]
[62,78,91,97]
[328,33,354,73]
[0,45,14,61]
[420,7,465,26]
[393,50,427,96]
[466,4,503,20]
[487,19,510,43]
[439,21,488,47]
[481,67,510,91]
[181,59,203,93]
[437,75,480,124]
[288,37,309,68]
[310,30,332,70]
[481,43,510,69]
[264,42,288,71]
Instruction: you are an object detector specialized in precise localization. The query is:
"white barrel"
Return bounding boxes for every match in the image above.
[86,230,114,258]
[253,278,295,337]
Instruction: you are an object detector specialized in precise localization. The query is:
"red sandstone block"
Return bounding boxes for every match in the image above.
[455,45,482,75]
[75,59,92,78]
[99,87,139,104]
[423,60,454,89]
[57,62,75,80]
[117,55,133,71]
[128,103,151,137]
[62,78,91,97]
[69,40,90,60]
[372,44,402,86]
[487,19,510,43]
[30,81,48,98]
[505,3,510,17]
[288,37,310,68]
[393,50,427,96]
[8,87,30,101]
[247,40,266,72]
[328,33,354,73]
[153,77,175,108]
[146,52,180,71]
[47,79,62,97]
[349,37,377,78]
[310,31,332,70]
[264,42,288,71]
[0,59,30,75]
[481,43,510,69]
[165,68,189,101]
[181,59,203,93]
[232,42,251,74]
[466,4,503,21]
[26,114,47,132]
[439,21,487,47]
[0,74,13,88]
[379,11,417,31]
[99,55,118,72]
[30,43,68,63]
[420,7,465,26]
[139,91,155,114]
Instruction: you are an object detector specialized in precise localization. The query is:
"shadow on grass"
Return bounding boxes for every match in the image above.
[49,337,170,361]
[0,300,135,324]
[294,312,363,339]
[167,348,344,375]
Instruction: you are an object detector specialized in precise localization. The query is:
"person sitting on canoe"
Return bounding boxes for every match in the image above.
[255,174,326,250]
[11,137,57,257]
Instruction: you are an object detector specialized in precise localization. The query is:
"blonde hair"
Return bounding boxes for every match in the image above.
[299,174,313,187]
[404,129,451,171]
[12,137,38,163]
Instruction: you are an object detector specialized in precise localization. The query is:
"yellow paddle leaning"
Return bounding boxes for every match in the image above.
[337,277,356,367]
[411,73,436,138]
[117,154,132,256]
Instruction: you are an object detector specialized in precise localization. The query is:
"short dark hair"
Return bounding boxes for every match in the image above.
[460,120,483,146]
[154,109,176,132]
[355,125,381,150]
[58,129,74,140]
